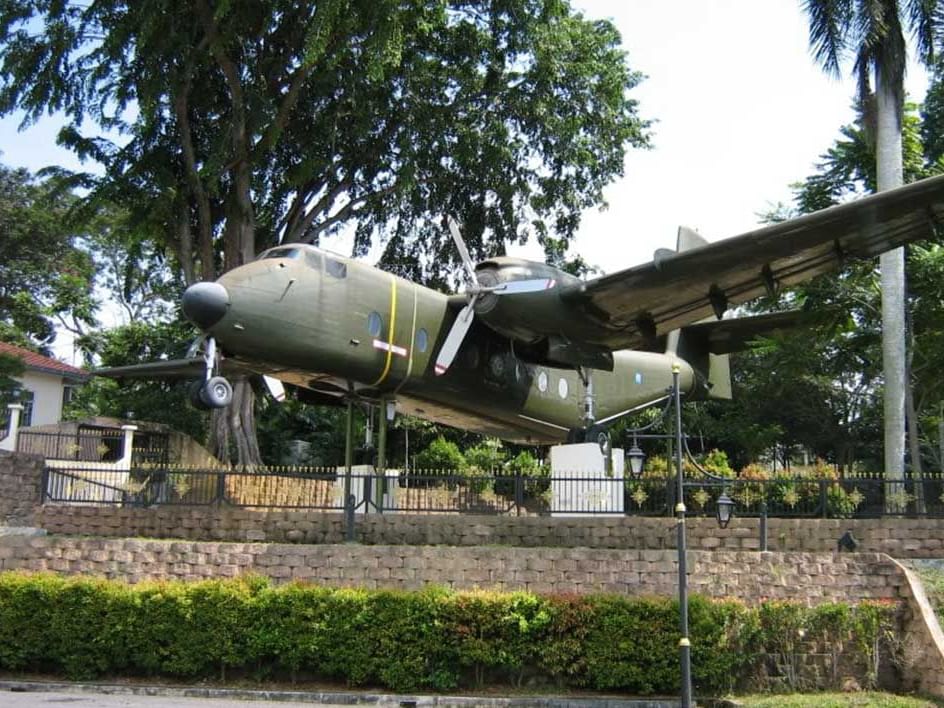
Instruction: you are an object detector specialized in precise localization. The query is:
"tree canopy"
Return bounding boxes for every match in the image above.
[0,164,96,353]
[0,0,650,464]
[0,0,649,286]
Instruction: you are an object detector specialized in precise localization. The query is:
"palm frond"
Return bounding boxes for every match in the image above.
[804,0,855,76]
[906,0,938,64]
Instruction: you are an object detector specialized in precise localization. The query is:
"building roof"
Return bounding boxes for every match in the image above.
[0,341,88,381]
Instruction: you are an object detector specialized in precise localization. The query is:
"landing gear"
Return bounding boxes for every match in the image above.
[569,367,612,469]
[187,337,233,410]
[201,376,234,407]
[188,376,233,409]
[188,380,212,410]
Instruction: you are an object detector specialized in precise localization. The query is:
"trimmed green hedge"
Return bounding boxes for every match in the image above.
[0,572,897,694]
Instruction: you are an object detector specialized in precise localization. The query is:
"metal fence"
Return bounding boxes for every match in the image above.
[19,428,126,462]
[38,465,944,518]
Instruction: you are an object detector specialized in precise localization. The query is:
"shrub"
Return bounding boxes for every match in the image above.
[494,450,549,500]
[464,438,506,493]
[700,449,735,478]
[0,572,900,695]
[414,437,466,486]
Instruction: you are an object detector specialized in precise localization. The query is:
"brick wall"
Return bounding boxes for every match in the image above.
[0,452,42,526]
[29,504,944,557]
[0,534,906,602]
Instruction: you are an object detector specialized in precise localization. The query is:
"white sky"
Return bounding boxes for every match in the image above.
[0,0,933,359]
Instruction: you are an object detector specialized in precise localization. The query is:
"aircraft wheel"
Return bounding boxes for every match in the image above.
[188,380,212,410]
[199,376,233,408]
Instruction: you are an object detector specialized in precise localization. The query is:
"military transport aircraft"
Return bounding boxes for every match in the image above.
[100,175,944,445]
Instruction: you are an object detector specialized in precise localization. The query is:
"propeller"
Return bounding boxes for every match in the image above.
[434,216,556,376]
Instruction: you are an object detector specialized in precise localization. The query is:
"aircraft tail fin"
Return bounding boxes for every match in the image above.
[664,226,725,398]
[666,309,804,400]
[666,326,733,400]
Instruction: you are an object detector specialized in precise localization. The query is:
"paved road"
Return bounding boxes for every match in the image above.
[1,691,325,707]
[0,684,679,707]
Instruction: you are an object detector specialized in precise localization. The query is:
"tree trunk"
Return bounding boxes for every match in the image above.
[209,379,262,467]
[875,65,907,511]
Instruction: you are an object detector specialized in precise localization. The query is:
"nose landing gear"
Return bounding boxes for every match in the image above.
[187,336,233,409]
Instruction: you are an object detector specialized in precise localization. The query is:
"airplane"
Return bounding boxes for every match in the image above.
[99,174,944,447]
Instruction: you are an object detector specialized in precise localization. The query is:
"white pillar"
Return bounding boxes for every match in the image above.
[119,424,138,470]
[1,403,23,452]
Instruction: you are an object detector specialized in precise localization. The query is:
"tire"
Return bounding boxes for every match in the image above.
[199,376,233,408]
[188,380,212,410]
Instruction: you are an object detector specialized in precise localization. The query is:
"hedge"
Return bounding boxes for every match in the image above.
[0,572,897,695]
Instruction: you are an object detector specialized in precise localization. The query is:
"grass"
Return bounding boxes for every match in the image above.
[731,692,943,707]
[911,563,944,622]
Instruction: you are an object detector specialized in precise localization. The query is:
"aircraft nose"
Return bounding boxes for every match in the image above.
[182,281,230,329]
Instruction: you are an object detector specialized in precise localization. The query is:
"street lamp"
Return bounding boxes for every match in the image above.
[626,442,646,478]
[623,364,736,708]
[716,491,735,529]
[626,363,740,708]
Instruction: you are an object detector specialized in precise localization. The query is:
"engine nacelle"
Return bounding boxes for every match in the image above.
[471,257,615,370]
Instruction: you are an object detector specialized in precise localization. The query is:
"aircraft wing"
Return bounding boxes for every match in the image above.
[95,357,256,380]
[561,174,944,350]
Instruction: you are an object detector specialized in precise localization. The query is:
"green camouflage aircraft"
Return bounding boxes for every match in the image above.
[101,175,944,445]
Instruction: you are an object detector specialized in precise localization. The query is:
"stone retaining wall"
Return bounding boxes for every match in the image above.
[0,534,906,602]
[2,535,943,697]
[25,504,944,557]
[0,452,43,526]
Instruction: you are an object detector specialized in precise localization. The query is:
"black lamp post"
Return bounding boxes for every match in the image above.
[625,364,736,708]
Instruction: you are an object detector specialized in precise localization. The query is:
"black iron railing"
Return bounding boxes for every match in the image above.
[19,429,126,461]
[37,465,944,518]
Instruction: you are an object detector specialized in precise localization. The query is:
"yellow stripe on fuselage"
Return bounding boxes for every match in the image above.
[372,275,398,386]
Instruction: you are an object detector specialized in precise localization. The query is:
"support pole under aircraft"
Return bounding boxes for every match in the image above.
[344,397,355,541]
[375,397,388,513]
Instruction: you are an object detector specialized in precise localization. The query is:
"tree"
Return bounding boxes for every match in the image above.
[803,0,944,478]
[0,164,96,353]
[685,102,944,475]
[0,1,649,464]
[69,319,207,441]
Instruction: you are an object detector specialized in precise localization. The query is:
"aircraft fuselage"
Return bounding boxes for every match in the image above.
[204,244,695,444]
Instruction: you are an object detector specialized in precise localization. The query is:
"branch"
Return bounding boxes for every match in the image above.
[288,175,352,242]
[252,61,315,160]
[172,58,214,281]
[304,185,395,242]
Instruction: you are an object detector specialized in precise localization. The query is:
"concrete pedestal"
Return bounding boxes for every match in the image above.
[550,442,624,516]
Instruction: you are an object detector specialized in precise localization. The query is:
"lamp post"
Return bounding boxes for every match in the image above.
[626,364,735,708]
[666,364,691,707]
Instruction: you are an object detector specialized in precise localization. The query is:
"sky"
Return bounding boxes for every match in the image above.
[0,0,934,358]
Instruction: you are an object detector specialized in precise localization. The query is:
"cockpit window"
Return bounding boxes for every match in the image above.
[261,247,301,260]
[325,257,347,279]
[304,250,322,270]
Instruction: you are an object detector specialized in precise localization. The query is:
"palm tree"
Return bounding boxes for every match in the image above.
[804,0,941,481]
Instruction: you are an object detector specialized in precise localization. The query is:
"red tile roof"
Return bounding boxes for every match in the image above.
[0,341,88,380]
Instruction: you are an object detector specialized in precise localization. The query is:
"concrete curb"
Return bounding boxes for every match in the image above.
[0,679,684,707]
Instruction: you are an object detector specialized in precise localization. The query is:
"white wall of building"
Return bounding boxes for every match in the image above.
[18,371,66,426]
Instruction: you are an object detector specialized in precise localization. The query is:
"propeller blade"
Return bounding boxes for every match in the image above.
[491,278,556,295]
[446,215,479,285]
[434,302,476,376]
[263,375,286,402]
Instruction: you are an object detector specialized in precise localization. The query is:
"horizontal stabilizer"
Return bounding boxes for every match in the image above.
[680,310,804,355]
